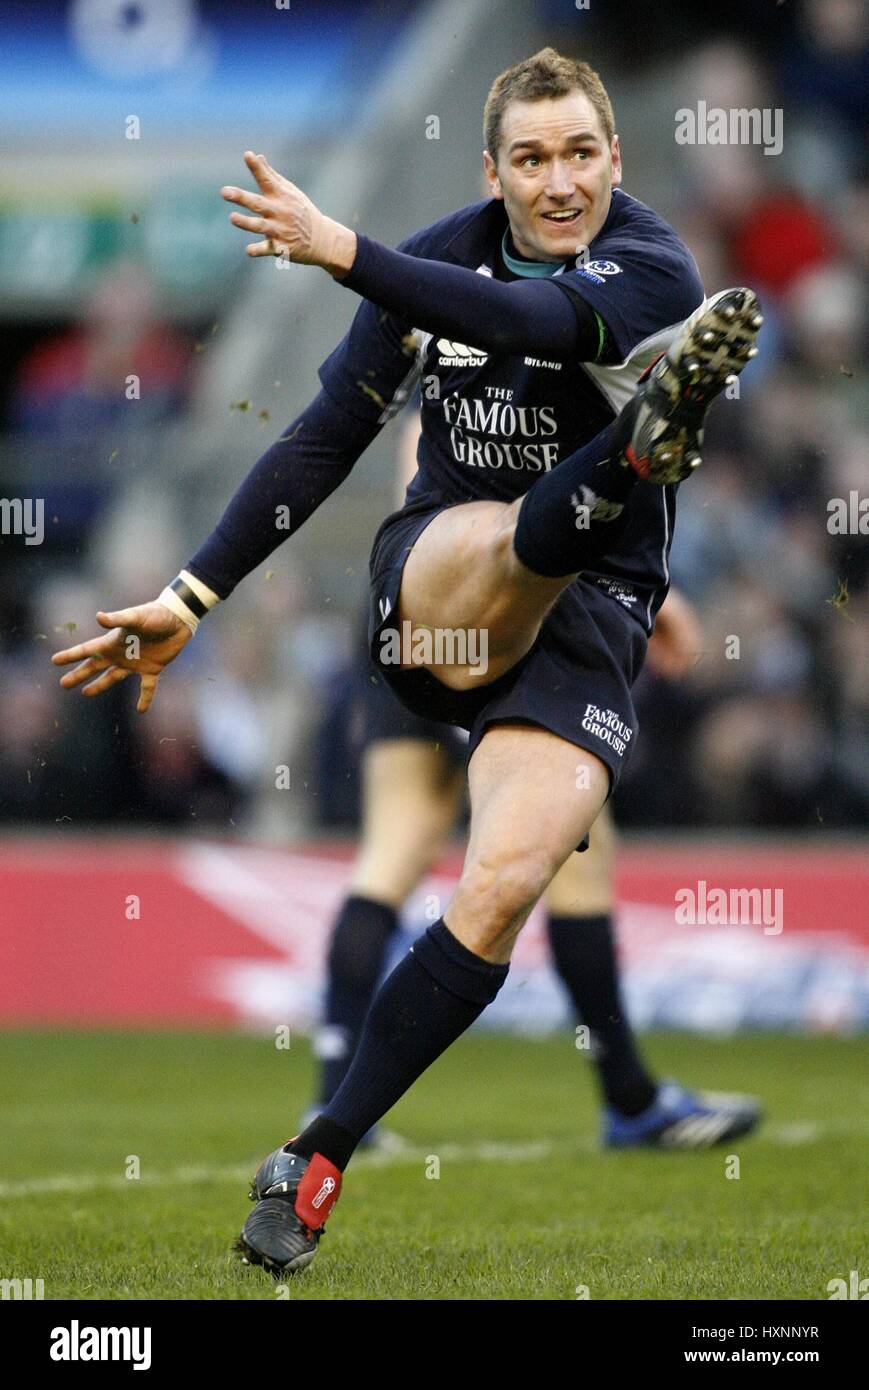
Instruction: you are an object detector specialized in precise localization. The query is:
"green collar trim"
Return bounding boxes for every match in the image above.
[501,229,564,278]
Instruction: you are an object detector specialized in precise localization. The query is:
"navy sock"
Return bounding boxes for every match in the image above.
[295,920,508,1169]
[316,895,399,1106]
[513,421,637,578]
[546,913,656,1117]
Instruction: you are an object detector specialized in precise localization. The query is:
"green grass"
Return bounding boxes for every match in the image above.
[0,1030,864,1300]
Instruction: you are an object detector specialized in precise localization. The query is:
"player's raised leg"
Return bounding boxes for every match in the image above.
[237,724,608,1273]
[395,287,762,691]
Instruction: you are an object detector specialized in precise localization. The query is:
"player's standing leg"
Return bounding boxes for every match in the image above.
[312,760,758,1155]
[237,725,609,1273]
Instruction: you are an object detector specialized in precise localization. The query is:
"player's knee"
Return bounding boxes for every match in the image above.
[455,844,557,948]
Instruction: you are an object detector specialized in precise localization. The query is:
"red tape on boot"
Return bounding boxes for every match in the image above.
[295,1153,343,1230]
[624,442,652,481]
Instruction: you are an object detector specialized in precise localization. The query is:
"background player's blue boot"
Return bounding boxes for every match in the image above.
[604,1080,761,1148]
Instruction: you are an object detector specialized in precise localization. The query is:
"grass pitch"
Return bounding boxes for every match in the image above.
[0,1030,864,1300]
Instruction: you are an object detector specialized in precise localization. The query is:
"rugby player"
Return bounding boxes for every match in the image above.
[309,409,760,1152]
[52,49,762,1274]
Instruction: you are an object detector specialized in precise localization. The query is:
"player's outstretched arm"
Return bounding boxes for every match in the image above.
[222,153,598,361]
[51,601,193,713]
[51,280,419,702]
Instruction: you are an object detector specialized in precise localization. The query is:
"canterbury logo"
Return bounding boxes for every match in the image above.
[312,1176,337,1208]
[437,338,488,364]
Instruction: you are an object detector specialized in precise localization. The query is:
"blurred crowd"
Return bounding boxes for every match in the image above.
[0,0,866,835]
[617,2,868,830]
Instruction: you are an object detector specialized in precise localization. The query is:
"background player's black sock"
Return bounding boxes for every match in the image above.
[513,421,637,578]
[316,895,399,1106]
[295,920,508,1169]
[547,912,657,1117]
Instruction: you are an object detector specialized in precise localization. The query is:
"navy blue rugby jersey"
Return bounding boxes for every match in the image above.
[319,190,705,632]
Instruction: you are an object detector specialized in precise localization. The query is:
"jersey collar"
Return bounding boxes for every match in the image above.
[500,229,564,277]
[439,191,624,272]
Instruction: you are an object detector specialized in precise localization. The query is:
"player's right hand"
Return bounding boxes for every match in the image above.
[221,152,356,277]
[51,602,193,713]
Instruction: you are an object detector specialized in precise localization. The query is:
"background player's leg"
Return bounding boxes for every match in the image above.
[543,806,762,1148]
[542,800,617,917]
[544,806,658,1117]
[350,740,464,905]
[545,798,617,919]
[295,725,609,1167]
[315,740,463,1107]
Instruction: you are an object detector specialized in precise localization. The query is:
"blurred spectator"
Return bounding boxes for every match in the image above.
[732,193,836,299]
[9,261,193,552]
[11,260,191,437]
[779,0,868,144]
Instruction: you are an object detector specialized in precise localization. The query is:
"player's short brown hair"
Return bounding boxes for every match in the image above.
[484,47,615,162]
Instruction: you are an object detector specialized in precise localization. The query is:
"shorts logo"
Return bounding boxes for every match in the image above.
[437,339,489,367]
[595,576,638,608]
[581,702,633,757]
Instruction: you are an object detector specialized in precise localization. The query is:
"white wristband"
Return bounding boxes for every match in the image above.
[179,570,221,611]
[157,570,221,635]
[157,586,199,633]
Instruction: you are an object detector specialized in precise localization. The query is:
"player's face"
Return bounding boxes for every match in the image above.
[484,93,621,262]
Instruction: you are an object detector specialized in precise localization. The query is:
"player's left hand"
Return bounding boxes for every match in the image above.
[647,586,703,679]
[221,152,355,275]
[51,602,192,714]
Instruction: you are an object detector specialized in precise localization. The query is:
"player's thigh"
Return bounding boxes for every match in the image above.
[446,724,610,960]
[398,500,508,631]
[398,498,564,636]
[544,800,617,917]
[351,739,464,902]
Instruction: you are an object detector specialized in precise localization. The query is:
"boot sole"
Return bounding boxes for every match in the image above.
[630,287,762,483]
[236,1197,319,1275]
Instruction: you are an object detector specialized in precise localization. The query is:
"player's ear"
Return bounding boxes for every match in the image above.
[483,150,502,200]
[610,135,622,188]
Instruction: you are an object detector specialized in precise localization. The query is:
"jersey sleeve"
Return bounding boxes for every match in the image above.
[551,236,705,362]
[337,233,589,361]
[318,293,421,426]
[185,389,384,598]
